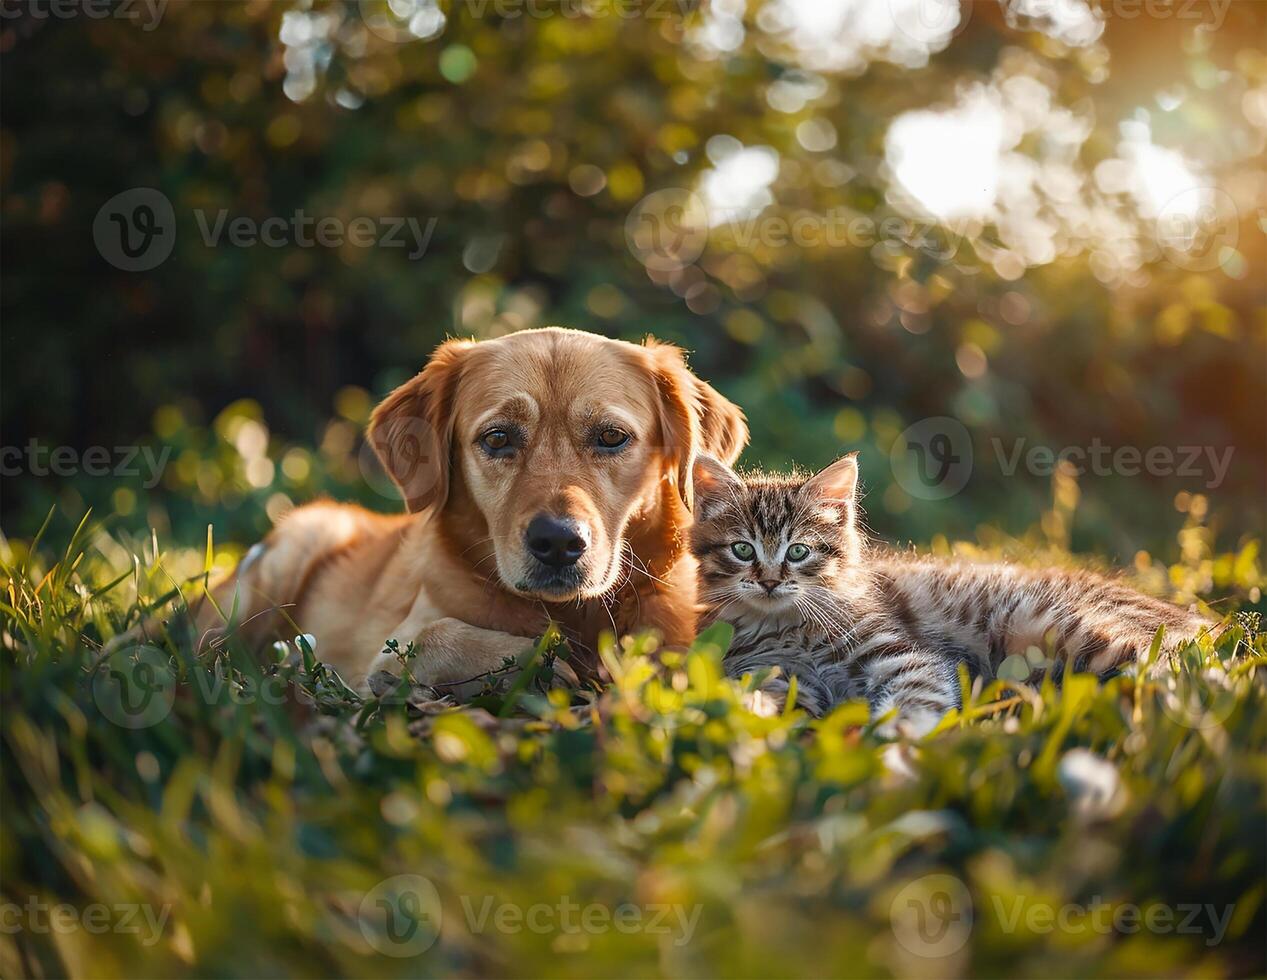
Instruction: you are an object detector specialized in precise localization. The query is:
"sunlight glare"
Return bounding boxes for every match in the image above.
[885,89,1009,221]
[758,0,962,71]
[699,143,781,227]
[1008,0,1104,47]
[1119,125,1208,220]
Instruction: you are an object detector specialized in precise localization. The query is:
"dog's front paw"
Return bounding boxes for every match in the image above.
[365,669,454,711]
[548,656,581,690]
[366,669,406,699]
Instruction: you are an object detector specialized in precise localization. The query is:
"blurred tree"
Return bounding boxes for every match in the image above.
[1,0,1263,557]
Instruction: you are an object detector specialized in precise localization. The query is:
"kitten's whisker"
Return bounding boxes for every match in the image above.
[705,594,743,626]
[796,596,835,638]
[797,589,852,645]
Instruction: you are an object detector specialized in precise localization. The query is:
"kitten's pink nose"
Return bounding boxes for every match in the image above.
[759,579,781,594]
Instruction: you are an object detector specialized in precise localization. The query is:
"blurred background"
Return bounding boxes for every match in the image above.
[3,0,1265,570]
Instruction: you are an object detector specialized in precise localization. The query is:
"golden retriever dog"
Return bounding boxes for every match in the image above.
[178,327,747,692]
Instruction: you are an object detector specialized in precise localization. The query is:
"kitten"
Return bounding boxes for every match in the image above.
[689,453,1217,736]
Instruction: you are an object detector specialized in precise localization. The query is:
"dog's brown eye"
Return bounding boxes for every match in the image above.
[481,429,511,453]
[596,428,629,450]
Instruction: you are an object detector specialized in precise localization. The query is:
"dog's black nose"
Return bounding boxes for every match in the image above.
[525,515,588,568]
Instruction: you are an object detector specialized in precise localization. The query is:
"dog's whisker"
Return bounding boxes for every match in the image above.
[456,535,496,559]
[622,544,672,589]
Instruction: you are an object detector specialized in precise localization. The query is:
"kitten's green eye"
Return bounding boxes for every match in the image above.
[731,541,755,561]
[786,543,811,562]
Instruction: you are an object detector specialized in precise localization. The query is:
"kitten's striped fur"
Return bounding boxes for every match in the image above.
[689,454,1217,736]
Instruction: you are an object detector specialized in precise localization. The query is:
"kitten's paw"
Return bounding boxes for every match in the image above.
[897,706,946,739]
[742,689,784,718]
[872,704,946,740]
[880,743,919,783]
[872,715,900,740]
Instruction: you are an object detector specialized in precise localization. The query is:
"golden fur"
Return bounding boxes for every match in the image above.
[183,327,747,690]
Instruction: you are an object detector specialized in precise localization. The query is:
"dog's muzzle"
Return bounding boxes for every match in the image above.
[524,514,588,568]
[515,514,593,597]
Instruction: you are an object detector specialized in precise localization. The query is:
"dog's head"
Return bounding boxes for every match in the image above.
[368,327,747,602]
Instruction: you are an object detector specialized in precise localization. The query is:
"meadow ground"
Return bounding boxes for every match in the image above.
[2,515,1264,979]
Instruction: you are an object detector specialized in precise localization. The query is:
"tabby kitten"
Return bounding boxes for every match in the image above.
[689,453,1216,735]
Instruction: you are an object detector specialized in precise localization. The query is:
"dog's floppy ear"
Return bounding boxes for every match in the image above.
[688,369,748,467]
[646,339,749,510]
[367,338,473,513]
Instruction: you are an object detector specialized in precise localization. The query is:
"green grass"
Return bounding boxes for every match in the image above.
[2,516,1265,979]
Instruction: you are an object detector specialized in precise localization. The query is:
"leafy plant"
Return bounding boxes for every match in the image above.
[2,523,1264,978]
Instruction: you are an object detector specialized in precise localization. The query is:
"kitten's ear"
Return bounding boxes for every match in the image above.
[691,454,742,520]
[802,453,859,504]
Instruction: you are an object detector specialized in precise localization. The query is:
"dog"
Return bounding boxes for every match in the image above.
[178,327,747,692]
